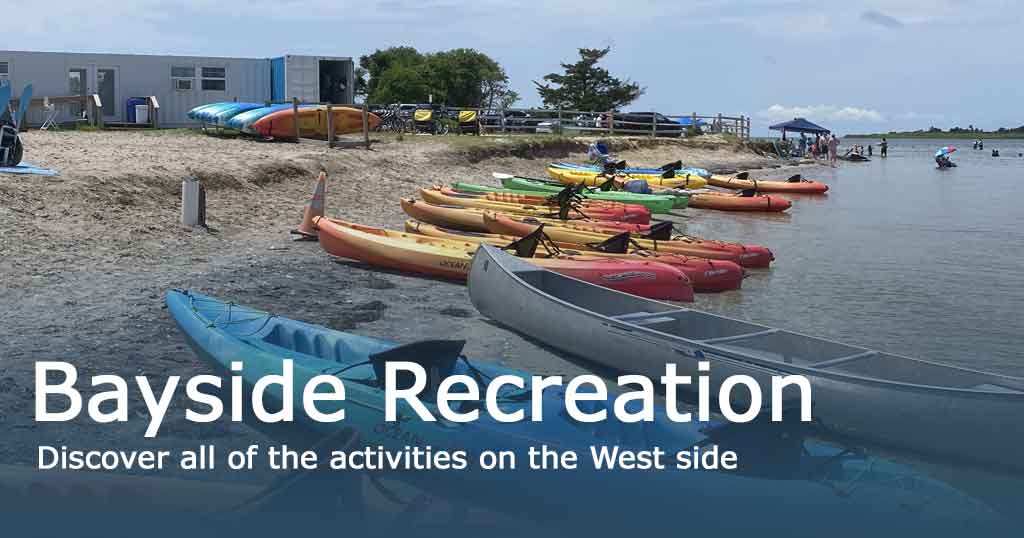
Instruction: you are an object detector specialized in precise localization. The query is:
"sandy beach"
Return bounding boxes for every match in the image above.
[0,129,798,474]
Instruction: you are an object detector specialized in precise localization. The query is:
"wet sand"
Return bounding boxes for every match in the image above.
[0,129,795,476]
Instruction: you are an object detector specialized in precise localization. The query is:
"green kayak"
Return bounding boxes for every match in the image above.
[492,173,688,210]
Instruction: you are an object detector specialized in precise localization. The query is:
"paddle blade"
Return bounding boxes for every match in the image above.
[735,171,749,180]
[787,174,802,183]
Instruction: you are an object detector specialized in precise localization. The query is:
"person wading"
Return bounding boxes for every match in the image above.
[828,134,840,167]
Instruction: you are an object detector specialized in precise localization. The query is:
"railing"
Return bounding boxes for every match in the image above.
[364,104,751,139]
[7,94,164,129]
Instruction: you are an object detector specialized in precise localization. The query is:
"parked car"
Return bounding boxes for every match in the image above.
[611,112,684,137]
[481,110,544,133]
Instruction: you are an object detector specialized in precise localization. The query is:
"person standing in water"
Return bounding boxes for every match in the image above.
[880,137,888,158]
[828,134,840,166]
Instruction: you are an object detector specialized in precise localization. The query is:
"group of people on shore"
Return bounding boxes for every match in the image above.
[802,133,841,166]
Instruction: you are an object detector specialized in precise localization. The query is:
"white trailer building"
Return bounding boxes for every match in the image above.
[0,50,354,126]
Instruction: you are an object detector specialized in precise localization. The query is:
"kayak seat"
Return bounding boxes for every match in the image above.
[368,339,466,401]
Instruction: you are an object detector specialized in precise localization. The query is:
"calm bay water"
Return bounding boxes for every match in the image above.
[683,138,1024,376]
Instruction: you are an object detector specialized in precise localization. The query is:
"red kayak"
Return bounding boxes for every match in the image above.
[315,217,693,301]
[405,219,744,292]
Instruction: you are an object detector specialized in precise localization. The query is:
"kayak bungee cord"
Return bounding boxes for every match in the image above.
[186,291,277,334]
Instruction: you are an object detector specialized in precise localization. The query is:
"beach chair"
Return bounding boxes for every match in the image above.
[40,97,59,131]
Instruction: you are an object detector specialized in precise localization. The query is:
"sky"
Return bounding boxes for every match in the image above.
[6,0,1023,135]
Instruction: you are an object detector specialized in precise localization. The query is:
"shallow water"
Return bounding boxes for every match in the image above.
[682,138,1024,376]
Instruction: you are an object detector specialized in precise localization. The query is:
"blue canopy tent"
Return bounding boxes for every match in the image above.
[770,117,829,140]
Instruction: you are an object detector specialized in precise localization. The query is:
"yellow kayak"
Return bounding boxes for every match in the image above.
[547,166,708,189]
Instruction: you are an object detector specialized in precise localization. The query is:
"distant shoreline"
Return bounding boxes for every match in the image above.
[847,132,1024,140]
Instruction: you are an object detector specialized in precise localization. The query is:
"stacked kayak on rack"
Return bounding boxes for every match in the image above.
[186,102,381,139]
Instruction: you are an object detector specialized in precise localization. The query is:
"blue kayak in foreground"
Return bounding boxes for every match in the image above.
[165,290,1011,534]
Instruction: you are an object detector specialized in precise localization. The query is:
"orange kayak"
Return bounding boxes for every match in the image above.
[708,173,829,194]
[400,198,653,234]
[250,106,381,139]
[420,187,650,224]
[483,212,775,268]
[314,217,693,301]
[688,191,792,212]
[405,220,743,292]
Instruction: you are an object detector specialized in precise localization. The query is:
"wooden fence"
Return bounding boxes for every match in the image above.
[367,104,751,139]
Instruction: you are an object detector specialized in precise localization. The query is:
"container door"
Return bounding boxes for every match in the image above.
[68,67,88,117]
[271,57,285,103]
[96,67,119,120]
[285,55,319,103]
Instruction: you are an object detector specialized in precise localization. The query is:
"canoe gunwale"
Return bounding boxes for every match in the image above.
[471,244,1024,400]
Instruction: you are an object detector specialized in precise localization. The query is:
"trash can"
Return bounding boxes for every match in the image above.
[126,97,148,123]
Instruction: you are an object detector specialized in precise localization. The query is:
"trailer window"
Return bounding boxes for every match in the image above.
[201,67,226,91]
[0,61,9,76]
[172,66,194,92]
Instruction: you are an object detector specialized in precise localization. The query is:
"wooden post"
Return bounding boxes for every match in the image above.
[607,110,614,136]
[181,176,205,228]
[500,109,507,134]
[292,97,301,141]
[692,112,698,135]
[361,102,370,149]
[326,104,335,148]
[747,117,751,139]
[557,106,563,135]
[651,111,657,137]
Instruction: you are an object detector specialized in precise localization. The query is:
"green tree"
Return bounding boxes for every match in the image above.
[358,46,514,107]
[359,47,426,103]
[370,64,431,104]
[534,47,644,111]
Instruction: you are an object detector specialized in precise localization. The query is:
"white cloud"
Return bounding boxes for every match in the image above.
[758,104,886,123]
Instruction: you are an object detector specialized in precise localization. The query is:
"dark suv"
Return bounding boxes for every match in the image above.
[612,112,684,137]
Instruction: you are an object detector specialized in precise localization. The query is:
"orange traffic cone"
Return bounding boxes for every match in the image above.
[291,170,326,241]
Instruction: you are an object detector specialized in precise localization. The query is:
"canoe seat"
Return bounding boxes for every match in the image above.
[700,329,780,344]
[810,351,878,369]
[612,310,689,326]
